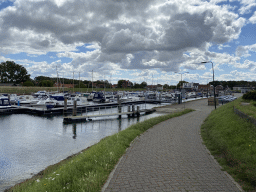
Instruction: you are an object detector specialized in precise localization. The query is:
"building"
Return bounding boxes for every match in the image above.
[183,82,199,91]
[147,84,163,91]
[112,84,117,88]
[215,85,224,96]
[233,86,254,93]
[54,83,74,88]
[122,80,132,88]
[198,84,210,92]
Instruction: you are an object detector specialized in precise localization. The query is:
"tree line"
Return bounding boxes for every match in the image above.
[0,61,256,89]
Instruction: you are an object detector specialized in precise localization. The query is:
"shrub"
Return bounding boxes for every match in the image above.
[23,81,34,87]
[242,91,256,101]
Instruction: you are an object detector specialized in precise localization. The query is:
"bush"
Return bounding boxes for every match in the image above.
[23,81,34,87]
[242,91,256,101]
[39,80,54,87]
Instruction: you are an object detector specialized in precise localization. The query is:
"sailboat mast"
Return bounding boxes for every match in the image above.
[104,74,105,94]
[92,70,93,92]
[73,71,74,93]
[56,66,58,93]
[63,73,64,93]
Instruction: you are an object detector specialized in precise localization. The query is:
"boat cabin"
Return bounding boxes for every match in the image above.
[0,97,11,106]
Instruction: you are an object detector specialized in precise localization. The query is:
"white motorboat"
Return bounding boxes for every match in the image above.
[31,98,56,109]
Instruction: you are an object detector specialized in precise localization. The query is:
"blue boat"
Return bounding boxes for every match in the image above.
[93,92,106,103]
[0,96,10,106]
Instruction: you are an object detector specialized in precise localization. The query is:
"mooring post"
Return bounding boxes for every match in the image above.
[73,100,77,116]
[137,106,140,116]
[127,105,131,117]
[8,94,10,104]
[118,105,122,119]
[63,96,67,115]
[132,105,135,117]
[117,95,121,105]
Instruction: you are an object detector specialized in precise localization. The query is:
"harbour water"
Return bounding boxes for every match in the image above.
[0,103,167,191]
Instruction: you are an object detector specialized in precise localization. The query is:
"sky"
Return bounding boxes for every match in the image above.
[0,0,256,85]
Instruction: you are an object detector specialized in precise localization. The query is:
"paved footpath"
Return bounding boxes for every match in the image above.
[102,98,243,192]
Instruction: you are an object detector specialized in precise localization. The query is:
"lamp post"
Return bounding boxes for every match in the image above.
[201,61,216,110]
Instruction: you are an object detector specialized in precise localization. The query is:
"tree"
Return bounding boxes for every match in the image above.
[133,83,140,88]
[117,80,125,88]
[163,84,169,89]
[0,61,30,84]
[39,80,53,87]
[140,81,147,88]
[177,81,188,89]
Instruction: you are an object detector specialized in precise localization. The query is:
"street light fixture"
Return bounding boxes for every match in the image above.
[201,61,216,110]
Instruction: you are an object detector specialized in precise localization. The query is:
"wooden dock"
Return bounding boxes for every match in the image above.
[63,109,156,123]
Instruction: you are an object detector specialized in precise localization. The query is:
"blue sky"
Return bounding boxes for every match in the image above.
[0,0,256,85]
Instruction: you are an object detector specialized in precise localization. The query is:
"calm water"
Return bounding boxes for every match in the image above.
[0,103,167,191]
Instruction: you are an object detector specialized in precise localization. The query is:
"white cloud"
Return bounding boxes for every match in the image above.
[218,70,255,81]
[0,0,246,72]
[218,44,231,50]
[229,0,256,14]
[249,11,256,24]
[235,44,256,57]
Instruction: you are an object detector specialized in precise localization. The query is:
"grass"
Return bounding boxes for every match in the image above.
[0,86,151,95]
[233,97,256,119]
[201,98,256,191]
[6,108,194,192]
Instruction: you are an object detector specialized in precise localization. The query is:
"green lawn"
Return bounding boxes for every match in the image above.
[233,97,256,119]
[201,99,256,191]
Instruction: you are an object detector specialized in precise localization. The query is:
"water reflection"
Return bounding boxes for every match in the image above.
[72,124,77,139]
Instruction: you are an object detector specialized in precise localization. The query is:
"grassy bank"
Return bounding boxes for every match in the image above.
[201,98,256,191]
[0,86,149,95]
[233,97,256,119]
[7,108,193,192]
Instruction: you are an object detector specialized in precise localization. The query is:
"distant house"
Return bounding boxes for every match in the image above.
[233,85,254,93]
[183,82,199,91]
[147,84,163,90]
[112,84,117,88]
[215,85,224,96]
[96,84,105,88]
[54,83,74,88]
[198,84,210,92]
[121,80,132,88]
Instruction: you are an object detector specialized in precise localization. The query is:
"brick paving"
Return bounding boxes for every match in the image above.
[102,98,243,192]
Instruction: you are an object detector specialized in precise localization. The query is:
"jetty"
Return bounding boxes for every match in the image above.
[63,107,156,123]
[0,100,161,116]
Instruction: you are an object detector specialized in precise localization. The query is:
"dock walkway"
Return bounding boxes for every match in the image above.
[63,109,156,123]
[102,96,243,192]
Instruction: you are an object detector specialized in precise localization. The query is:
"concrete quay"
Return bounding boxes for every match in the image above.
[102,97,243,192]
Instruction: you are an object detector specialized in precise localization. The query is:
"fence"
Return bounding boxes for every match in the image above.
[233,106,256,126]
